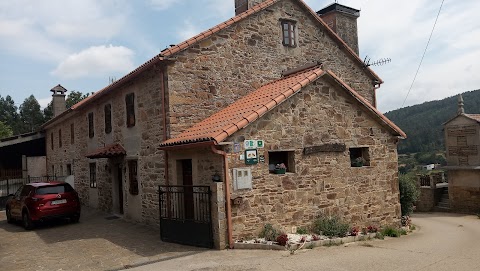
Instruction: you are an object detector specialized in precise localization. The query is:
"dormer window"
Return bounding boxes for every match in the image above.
[281,20,296,47]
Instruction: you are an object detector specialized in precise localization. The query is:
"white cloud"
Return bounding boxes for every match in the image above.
[52,45,135,79]
[0,0,129,62]
[176,20,202,41]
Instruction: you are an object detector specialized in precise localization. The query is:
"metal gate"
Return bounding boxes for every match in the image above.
[159,185,213,248]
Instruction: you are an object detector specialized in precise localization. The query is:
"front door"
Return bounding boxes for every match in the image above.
[117,164,124,214]
[181,159,194,220]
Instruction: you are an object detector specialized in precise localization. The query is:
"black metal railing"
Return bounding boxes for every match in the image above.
[159,185,213,248]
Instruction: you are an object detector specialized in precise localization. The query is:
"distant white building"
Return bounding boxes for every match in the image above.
[422,164,435,171]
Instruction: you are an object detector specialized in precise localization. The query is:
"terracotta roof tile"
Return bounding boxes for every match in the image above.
[85,143,126,159]
[161,67,405,148]
[465,114,480,122]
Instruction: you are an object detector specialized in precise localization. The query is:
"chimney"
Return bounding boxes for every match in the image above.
[317,3,360,55]
[458,94,465,115]
[50,84,68,117]
[235,0,264,15]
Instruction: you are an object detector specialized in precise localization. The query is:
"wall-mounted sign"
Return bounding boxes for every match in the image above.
[303,143,346,155]
[257,140,264,148]
[259,155,265,163]
[239,154,245,161]
[234,143,241,153]
[244,140,257,149]
[245,149,258,165]
[244,139,265,149]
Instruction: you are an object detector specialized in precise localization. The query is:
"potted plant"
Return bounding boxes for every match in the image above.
[351,157,366,167]
[274,163,287,174]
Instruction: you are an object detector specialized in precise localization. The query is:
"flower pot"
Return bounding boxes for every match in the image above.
[274,168,286,174]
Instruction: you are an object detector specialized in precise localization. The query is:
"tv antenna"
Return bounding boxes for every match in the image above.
[363,56,391,67]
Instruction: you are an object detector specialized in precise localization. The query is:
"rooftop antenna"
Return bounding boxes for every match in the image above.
[364,56,391,67]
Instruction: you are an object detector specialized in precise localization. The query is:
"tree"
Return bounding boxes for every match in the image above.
[66,91,89,109]
[399,174,420,216]
[43,101,53,122]
[0,120,13,139]
[19,95,44,133]
[0,95,20,134]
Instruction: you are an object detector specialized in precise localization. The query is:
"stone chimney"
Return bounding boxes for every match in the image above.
[50,84,68,117]
[458,94,465,115]
[235,0,265,15]
[317,3,360,55]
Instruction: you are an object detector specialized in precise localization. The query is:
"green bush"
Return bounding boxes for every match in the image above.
[381,226,401,237]
[296,227,308,234]
[312,216,349,237]
[399,174,420,216]
[259,224,279,241]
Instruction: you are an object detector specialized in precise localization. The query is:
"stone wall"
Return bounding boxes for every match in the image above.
[167,0,376,138]
[448,170,480,213]
[45,65,166,226]
[444,116,480,166]
[224,78,400,239]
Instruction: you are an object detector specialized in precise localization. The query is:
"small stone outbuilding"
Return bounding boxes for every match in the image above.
[443,95,480,213]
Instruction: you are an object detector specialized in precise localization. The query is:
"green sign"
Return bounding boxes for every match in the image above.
[245,149,258,165]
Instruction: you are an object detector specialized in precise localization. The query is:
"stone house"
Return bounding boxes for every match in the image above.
[42,0,405,249]
[443,94,480,213]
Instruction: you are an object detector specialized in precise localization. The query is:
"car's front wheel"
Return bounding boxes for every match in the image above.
[22,211,34,230]
[6,207,14,224]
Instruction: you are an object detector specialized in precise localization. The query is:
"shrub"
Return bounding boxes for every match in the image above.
[381,226,401,237]
[312,216,350,237]
[375,232,384,240]
[401,216,411,227]
[400,229,408,235]
[399,174,420,216]
[276,234,289,246]
[296,227,308,234]
[259,224,278,241]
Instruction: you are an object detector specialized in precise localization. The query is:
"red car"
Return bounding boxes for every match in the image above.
[5,182,81,230]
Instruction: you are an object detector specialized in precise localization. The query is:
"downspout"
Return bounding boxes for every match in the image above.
[161,67,169,186]
[211,145,233,249]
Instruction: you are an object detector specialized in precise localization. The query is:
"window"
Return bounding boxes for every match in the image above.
[281,20,296,47]
[70,123,75,144]
[268,151,295,173]
[349,147,370,167]
[60,165,63,175]
[128,160,139,195]
[66,164,72,175]
[51,165,55,175]
[104,104,112,134]
[51,132,54,150]
[58,129,62,148]
[36,183,74,195]
[126,93,135,127]
[88,112,94,138]
[89,163,97,188]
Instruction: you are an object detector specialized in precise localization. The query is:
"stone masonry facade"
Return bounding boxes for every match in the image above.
[46,65,166,226]
[444,113,480,213]
[224,78,400,239]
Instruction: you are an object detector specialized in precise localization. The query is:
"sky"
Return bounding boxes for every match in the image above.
[0,0,479,113]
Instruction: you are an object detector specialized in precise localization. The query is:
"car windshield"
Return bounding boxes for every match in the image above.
[35,184,74,195]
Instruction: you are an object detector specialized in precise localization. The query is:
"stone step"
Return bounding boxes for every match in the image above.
[437,202,450,208]
[433,206,451,212]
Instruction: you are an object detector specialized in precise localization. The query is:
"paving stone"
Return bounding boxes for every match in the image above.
[0,207,205,271]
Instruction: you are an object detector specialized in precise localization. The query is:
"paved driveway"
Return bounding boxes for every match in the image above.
[133,213,480,271]
[0,207,205,271]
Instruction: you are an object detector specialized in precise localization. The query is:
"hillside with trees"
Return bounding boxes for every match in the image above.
[385,89,480,154]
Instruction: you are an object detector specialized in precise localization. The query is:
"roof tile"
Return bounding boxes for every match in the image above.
[85,143,126,159]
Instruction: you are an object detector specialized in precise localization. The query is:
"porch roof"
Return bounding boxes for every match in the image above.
[160,66,406,148]
[85,143,126,159]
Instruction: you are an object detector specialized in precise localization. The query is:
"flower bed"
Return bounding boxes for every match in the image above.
[234,232,379,250]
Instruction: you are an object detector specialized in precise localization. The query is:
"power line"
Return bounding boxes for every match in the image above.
[402,0,445,107]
